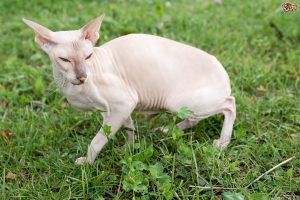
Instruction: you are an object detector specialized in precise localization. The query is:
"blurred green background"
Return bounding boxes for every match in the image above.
[0,0,299,199]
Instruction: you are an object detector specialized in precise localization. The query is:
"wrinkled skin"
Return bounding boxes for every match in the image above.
[23,14,236,165]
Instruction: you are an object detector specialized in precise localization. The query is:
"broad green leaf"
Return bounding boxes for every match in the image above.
[148,163,164,178]
[222,192,244,200]
[177,107,194,119]
[102,124,111,136]
[249,193,269,200]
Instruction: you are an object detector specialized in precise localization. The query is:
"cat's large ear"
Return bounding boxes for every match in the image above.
[23,18,57,52]
[81,14,105,45]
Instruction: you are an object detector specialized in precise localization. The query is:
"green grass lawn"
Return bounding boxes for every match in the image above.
[1,0,299,199]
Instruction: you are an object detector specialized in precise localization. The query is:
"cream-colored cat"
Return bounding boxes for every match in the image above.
[23,14,236,165]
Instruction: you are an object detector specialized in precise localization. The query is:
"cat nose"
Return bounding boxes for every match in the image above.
[77,76,86,83]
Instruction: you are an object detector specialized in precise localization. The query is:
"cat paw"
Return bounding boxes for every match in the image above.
[155,127,169,134]
[213,139,230,149]
[75,157,87,165]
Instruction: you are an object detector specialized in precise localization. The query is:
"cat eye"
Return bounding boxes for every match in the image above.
[59,57,71,62]
[85,53,93,60]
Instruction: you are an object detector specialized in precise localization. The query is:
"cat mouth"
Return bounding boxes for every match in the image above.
[70,76,88,85]
[71,80,84,85]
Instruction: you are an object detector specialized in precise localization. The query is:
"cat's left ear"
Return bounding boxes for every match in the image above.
[81,14,105,45]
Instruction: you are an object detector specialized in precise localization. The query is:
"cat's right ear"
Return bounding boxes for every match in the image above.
[23,18,57,52]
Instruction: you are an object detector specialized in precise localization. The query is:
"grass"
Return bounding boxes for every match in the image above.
[0,0,300,199]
